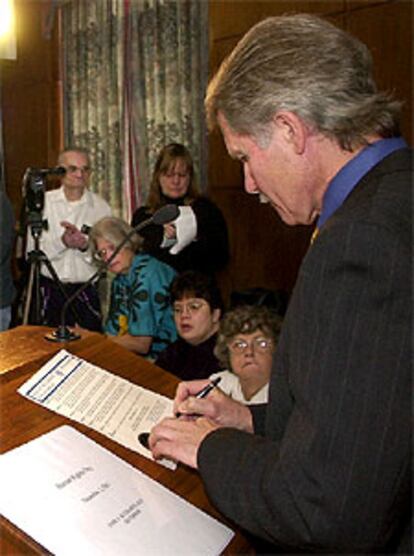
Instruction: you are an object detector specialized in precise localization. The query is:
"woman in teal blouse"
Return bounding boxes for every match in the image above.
[90,216,177,359]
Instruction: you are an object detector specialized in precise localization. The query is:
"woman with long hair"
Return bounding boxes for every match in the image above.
[131,143,229,276]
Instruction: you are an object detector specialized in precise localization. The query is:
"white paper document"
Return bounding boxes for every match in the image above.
[0,425,234,555]
[18,349,175,468]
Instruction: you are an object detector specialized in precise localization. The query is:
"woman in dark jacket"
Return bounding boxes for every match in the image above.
[131,143,229,275]
[155,270,224,380]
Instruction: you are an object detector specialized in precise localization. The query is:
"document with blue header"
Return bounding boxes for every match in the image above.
[18,349,175,468]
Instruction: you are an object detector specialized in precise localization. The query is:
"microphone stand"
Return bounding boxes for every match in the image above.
[45,204,179,342]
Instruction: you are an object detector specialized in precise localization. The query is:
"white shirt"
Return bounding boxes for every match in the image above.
[26,187,111,283]
[209,370,269,405]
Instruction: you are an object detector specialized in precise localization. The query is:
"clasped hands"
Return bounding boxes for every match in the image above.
[148,379,254,469]
[61,221,88,250]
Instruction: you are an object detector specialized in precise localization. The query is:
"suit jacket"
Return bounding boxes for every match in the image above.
[198,148,412,553]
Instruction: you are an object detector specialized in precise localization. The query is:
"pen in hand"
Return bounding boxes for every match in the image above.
[138,377,222,450]
[175,376,221,418]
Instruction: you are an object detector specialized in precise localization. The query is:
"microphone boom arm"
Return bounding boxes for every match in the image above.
[45,204,179,342]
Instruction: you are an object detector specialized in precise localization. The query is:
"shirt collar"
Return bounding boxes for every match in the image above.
[317,137,408,228]
[57,186,91,205]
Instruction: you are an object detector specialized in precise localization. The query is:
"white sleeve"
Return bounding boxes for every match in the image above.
[169,206,197,255]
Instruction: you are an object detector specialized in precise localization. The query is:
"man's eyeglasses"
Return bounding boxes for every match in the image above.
[66,165,91,174]
[173,300,206,316]
[228,337,273,355]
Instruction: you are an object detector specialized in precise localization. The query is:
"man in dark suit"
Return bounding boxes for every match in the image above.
[148,14,411,553]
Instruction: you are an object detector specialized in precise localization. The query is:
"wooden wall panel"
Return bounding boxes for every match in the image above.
[346,0,390,8]
[209,0,346,44]
[1,0,62,219]
[208,0,412,304]
[210,187,312,302]
[346,1,412,144]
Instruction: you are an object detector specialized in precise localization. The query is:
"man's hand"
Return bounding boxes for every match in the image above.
[174,379,254,431]
[149,416,219,469]
[61,221,88,250]
[147,380,254,468]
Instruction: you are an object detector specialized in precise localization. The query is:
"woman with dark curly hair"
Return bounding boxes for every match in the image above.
[211,305,283,404]
[155,270,224,380]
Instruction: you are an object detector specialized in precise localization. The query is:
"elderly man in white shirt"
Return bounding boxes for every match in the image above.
[26,147,111,330]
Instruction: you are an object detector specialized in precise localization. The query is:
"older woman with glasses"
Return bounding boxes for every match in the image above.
[210,305,283,404]
[131,143,229,276]
[155,270,224,379]
[89,216,177,359]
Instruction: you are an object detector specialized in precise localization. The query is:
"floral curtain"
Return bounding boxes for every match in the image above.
[62,0,209,220]
[62,1,123,214]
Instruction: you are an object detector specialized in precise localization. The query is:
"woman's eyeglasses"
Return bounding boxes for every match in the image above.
[173,300,206,316]
[94,246,115,261]
[228,337,273,355]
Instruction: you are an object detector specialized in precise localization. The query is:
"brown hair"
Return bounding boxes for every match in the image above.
[170,271,224,312]
[214,305,283,369]
[147,143,200,212]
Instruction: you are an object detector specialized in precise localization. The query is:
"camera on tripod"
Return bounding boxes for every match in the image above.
[23,166,66,235]
[20,166,68,326]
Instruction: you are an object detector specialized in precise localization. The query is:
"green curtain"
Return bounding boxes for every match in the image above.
[62,0,209,219]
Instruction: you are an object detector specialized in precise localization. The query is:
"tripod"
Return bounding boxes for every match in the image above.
[22,213,80,325]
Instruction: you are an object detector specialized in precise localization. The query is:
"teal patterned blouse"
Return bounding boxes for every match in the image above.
[105,253,177,358]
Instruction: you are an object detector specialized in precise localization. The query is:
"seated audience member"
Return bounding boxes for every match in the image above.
[211,305,283,404]
[89,216,177,359]
[25,147,111,331]
[131,143,229,275]
[155,270,223,380]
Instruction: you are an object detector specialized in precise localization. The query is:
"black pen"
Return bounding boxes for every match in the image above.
[138,377,222,450]
[175,376,221,418]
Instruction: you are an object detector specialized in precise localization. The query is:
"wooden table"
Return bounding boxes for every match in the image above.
[0,326,254,555]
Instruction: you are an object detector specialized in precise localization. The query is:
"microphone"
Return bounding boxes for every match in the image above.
[45,204,180,342]
[152,203,180,225]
